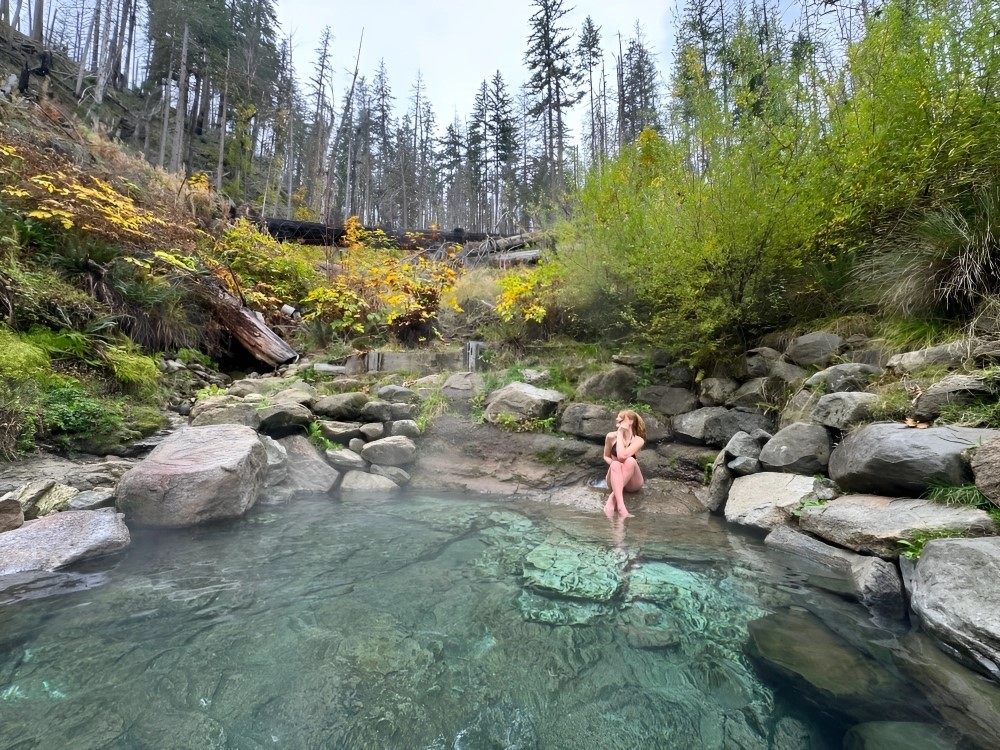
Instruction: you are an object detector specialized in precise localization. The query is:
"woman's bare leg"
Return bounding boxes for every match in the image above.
[608,461,635,518]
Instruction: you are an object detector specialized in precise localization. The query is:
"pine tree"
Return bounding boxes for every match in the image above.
[524,0,582,200]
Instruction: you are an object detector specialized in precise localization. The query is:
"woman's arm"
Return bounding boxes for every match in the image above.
[603,433,616,466]
[615,433,645,460]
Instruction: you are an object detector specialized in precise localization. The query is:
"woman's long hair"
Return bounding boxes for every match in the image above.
[619,409,647,440]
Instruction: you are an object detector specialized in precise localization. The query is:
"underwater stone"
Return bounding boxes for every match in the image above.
[517,589,613,625]
[522,538,624,601]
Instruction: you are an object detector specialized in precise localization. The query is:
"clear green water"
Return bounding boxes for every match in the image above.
[0,494,972,749]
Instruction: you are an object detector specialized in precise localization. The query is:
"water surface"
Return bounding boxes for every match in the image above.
[0,493,978,748]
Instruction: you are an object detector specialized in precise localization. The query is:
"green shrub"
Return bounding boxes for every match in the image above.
[897,529,966,561]
[39,385,123,452]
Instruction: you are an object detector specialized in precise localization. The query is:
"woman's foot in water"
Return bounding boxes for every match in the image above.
[603,495,615,518]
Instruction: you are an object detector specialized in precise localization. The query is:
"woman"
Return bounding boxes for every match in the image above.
[603,409,646,518]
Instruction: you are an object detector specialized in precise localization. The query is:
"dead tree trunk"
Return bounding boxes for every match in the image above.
[210,287,298,367]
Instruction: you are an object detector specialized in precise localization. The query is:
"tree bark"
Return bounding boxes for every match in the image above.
[169,21,189,174]
[215,50,229,192]
[75,4,95,98]
[210,287,298,368]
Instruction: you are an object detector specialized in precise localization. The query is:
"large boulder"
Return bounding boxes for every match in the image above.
[558,403,616,441]
[441,372,485,401]
[912,374,994,422]
[829,423,1000,496]
[699,377,739,407]
[702,408,775,448]
[188,399,261,429]
[745,347,784,377]
[116,425,268,527]
[312,392,368,420]
[812,392,879,430]
[483,382,565,424]
[779,388,822,429]
[574,366,640,402]
[671,406,729,445]
[909,537,1000,679]
[324,448,368,472]
[256,402,313,434]
[376,384,420,404]
[12,480,77,519]
[339,470,399,493]
[971,436,1000,507]
[726,377,783,409]
[316,420,364,444]
[798,495,997,559]
[637,385,699,417]
[724,472,814,530]
[785,332,844,367]
[0,509,130,575]
[272,434,341,497]
[887,342,967,374]
[759,423,831,474]
[805,363,882,394]
[359,436,417,466]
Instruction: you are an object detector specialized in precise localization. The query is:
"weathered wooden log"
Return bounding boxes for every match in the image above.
[458,232,549,263]
[210,287,298,368]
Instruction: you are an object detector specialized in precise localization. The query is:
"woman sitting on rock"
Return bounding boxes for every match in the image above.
[604,409,646,518]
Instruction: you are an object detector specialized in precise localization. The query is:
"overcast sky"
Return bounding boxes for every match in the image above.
[275,0,677,132]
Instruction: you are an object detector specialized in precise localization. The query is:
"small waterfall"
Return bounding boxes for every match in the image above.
[464,341,486,371]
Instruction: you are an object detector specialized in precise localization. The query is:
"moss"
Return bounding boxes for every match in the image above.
[0,326,51,382]
[124,405,168,437]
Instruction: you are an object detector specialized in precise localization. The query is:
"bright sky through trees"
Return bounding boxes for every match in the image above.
[275,0,674,133]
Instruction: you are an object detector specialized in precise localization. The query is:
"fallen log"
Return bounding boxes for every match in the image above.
[458,232,550,263]
[209,287,298,368]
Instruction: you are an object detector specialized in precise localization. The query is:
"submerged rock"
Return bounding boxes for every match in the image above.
[522,537,624,601]
[747,609,930,723]
[516,589,613,625]
[909,537,1000,679]
[842,721,960,750]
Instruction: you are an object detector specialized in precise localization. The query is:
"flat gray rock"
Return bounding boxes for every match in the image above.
[725,473,814,530]
[360,436,417,466]
[785,332,844,367]
[812,392,878,429]
[799,494,997,559]
[339,470,399,493]
[484,382,565,423]
[0,509,129,576]
[559,402,617,441]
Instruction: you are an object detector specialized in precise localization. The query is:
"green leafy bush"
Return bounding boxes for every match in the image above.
[40,385,122,442]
